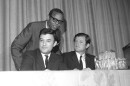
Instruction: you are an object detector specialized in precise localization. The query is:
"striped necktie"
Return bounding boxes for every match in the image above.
[79,55,83,70]
[45,55,49,69]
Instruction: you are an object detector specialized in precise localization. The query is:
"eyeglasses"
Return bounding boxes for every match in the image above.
[51,16,63,24]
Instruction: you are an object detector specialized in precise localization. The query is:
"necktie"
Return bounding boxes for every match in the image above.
[45,55,49,69]
[79,55,83,70]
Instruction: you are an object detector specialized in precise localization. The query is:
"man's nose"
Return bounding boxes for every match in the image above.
[42,41,46,45]
[76,43,80,46]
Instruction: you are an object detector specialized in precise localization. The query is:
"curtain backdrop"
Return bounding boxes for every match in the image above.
[0,0,129,70]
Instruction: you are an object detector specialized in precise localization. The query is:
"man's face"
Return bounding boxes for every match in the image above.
[39,34,57,54]
[74,36,87,53]
[49,12,63,30]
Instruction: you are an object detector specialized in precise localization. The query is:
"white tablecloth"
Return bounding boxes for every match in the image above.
[0,70,130,86]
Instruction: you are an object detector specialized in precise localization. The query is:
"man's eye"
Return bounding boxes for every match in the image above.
[47,40,51,42]
[40,39,43,42]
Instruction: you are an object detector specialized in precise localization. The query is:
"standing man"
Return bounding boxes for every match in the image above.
[62,33,95,70]
[20,28,67,70]
[11,8,66,70]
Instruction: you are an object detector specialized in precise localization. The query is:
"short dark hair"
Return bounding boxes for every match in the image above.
[49,8,64,19]
[39,28,58,42]
[73,33,91,44]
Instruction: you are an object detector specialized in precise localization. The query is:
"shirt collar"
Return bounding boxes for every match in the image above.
[76,52,85,61]
[41,53,51,59]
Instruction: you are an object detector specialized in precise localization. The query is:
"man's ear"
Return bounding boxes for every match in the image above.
[86,44,90,49]
[53,41,57,47]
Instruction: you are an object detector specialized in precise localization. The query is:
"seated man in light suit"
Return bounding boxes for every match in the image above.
[62,33,95,70]
[20,28,67,70]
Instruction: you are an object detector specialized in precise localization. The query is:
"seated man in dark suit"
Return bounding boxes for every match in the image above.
[62,33,95,70]
[20,28,67,70]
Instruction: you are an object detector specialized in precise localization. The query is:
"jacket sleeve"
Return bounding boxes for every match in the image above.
[11,23,32,70]
[58,55,68,70]
[52,28,62,54]
[91,57,96,70]
[88,54,96,70]
[20,51,34,70]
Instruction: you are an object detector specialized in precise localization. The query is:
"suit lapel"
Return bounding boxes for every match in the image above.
[36,49,46,70]
[47,53,57,69]
[71,52,80,67]
[85,54,90,68]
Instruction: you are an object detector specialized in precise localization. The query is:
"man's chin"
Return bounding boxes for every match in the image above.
[52,25,59,30]
[52,27,57,30]
[75,48,80,51]
[75,50,83,52]
[41,51,49,54]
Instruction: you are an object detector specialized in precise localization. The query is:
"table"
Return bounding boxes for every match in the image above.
[0,70,130,86]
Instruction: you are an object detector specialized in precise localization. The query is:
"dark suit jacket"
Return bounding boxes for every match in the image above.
[11,20,64,70]
[20,49,67,70]
[62,51,95,70]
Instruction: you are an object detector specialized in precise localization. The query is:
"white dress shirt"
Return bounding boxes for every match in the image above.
[76,52,86,69]
[41,53,51,68]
